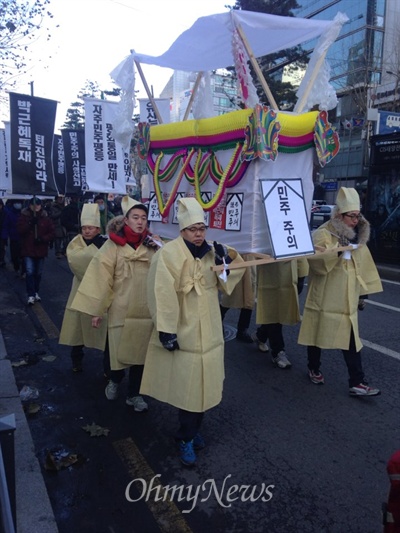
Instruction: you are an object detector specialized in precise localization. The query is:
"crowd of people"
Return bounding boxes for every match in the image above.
[0,187,384,466]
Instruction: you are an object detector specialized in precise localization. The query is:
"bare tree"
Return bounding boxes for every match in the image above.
[0,0,55,96]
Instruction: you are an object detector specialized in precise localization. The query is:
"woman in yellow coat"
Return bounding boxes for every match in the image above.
[72,196,161,411]
[140,198,245,466]
[298,187,383,396]
[59,203,108,372]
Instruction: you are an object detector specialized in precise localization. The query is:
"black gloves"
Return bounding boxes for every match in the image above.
[34,237,42,245]
[159,332,180,351]
[297,277,305,295]
[213,241,229,265]
[213,241,231,276]
[31,217,38,225]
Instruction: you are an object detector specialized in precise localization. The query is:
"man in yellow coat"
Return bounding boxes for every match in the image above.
[253,258,309,367]
[140,197,245,466]
[72,196,161,411]
[59,203,108,372]
[298,187,383,396]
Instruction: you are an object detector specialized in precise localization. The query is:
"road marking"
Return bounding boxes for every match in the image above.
[381,279,400,286]
[367,300,400,313]
[32,303,60,339]
[361,339,400,361]
[113,438,193,533]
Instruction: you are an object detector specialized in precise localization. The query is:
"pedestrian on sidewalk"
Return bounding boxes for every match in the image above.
[252,258,308,368]
[72,196,162,412]
[298,187,383,396]
[140,198,245,467]
[59,203,108,372]
[17,197,55,305]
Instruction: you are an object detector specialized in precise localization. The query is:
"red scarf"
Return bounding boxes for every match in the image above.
[109,225,149,249]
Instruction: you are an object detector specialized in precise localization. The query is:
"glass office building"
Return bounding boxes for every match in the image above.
[293,0,394,185]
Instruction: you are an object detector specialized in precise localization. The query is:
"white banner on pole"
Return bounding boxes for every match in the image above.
[260,179,314,258]
[139,98,170,125]
[84,98,132,194]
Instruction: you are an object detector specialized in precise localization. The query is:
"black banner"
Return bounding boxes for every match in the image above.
[52,134,66,195]
[9,92,57,195]
[61,129,87,195]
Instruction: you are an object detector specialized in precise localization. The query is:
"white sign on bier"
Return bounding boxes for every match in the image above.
[260,179,314,259]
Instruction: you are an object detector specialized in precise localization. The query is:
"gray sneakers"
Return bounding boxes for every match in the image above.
[251,332,269,353]
[272,351,292,369]
[126,395,148,412]
[105,381,119,400]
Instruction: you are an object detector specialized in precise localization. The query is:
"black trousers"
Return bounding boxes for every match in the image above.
[307,329,365,387]
[256,323,284,356]
[176,410,204,442]
[220,306,252,332]
[103,339,144,397]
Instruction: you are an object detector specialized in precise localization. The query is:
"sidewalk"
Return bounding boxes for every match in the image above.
[0,307,58,532]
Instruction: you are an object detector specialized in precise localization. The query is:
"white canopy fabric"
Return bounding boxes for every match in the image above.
[110,9,348,147]
[132,10,337,71]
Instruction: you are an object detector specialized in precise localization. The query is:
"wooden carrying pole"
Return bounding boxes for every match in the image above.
[211,245,355,271]
[183,72,204,121]
[134,60,163,124]
[235,24,279,111]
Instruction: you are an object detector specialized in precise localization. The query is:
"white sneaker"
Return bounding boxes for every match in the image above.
[27,296,35,305]
[105,381,119,400]
[272,351,292,369]
[251,332,269,353]
[34,293,41,302]
[126,395,148,412]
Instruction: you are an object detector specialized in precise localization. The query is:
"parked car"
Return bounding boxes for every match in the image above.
[310,204,335,228]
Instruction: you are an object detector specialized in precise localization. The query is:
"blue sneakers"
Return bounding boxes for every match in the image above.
[179,440,196,466]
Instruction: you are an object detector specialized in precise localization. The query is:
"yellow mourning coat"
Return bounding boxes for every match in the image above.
[71,228,158,370]
[140,236,245,412]
[256,258,309,325]
[220,253,256,310]
[59,235,108,350]
[298,216,382,351]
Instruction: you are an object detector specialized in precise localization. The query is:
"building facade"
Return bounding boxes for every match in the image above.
[294,0,399,187]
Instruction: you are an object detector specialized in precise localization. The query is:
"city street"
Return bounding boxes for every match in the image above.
[0,251,399,533]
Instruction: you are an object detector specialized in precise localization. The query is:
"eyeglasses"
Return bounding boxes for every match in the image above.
[343,213,363,221]
[184,226,207,234]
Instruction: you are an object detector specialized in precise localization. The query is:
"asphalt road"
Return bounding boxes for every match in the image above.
[0,251,399,533]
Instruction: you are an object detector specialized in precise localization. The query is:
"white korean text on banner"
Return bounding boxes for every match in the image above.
[260,179,314,259]
[53,134,66,195]
[0,128,11,196]
[61,129,86,195]
[138,98,171,125]
[9,92,58,196]
[84,98,132,194]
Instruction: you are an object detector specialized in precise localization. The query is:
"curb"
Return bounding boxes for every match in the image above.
[0,330,58,533]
